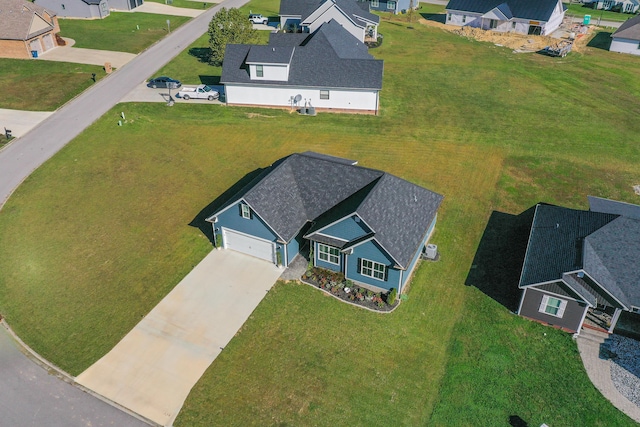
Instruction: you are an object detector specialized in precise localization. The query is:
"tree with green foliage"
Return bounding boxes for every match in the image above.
[208,7,257,65]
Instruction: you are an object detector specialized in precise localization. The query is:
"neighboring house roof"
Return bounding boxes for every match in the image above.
[612,14,640,41]
[210,152,443,269]
[221,19,383,90]
[446,0,560,22]
[519,201,640,308]
[280,0,379,25]
[0,0,57,40]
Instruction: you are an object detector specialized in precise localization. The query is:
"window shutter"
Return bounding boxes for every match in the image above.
[248,208,252,219]
[384,266,388,282]
[238,204,243,217]
[357,258,362,274]
[539,294,549,313]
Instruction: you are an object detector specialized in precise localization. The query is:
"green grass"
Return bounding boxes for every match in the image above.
[146,0,212,9]
[58,12,191,53]
[0,59,106,111]
[1,8,640,427]
[564,2,637,22]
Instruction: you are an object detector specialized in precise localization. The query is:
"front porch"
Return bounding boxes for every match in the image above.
[583,306,623,334]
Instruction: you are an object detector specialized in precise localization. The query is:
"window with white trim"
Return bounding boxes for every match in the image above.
[539,295,567,318]
[361,258,386,281]
[318,244,340,264]
[387,1,396,10]
[320,90,329,100]
[371,0,379,7]
[512,21,516,29]
[256,65,264,78]
[241,204,251,219]
[489,19,497,29]
[462,15,466,23]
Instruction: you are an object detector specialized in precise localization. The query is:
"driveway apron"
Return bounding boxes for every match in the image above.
[75,249,282,426]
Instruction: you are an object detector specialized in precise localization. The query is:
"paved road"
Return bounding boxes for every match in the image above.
[0,0,248,208]
[0,324,151,427]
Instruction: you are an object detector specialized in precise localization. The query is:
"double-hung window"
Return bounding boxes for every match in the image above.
[240,204,251,219]
[361,259,386,281]
[320,90,330,100]
[318,244,340,265]
[256,65,264,78]
[387,1,396,10]
[539,295,567,318]
[371,0,379,7]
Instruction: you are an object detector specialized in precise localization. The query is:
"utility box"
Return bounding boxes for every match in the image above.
[104,62,112,73]
[424,243,438,260]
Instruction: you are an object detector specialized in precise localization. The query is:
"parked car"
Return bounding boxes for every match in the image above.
[147,76,182,89]
[248,13,268,24]
[177,85,220,101]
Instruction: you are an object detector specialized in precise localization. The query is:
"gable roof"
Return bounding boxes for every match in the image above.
[246,45,295,65]
[221,20,383,90]
[520,201,640,308]
[588,195,640,219]
[280,0,379,25]
[0,0,56,40]
[612,14,640,41]
[210,152,443,269]
[446,0,561,22]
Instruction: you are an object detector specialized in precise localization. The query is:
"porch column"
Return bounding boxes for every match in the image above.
[608,308,623,334]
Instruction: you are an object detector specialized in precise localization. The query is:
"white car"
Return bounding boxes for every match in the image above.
[177,85,219,101]
[248,14,268,24]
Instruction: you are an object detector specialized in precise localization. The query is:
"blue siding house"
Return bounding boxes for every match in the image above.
[207,152,443,294]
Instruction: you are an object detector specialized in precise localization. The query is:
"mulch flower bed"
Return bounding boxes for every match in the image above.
[301,267,399,312]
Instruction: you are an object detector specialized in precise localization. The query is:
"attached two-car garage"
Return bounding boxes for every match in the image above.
[222,228,275,263]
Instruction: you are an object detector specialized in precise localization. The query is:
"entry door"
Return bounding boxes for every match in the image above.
[223,228,275,262]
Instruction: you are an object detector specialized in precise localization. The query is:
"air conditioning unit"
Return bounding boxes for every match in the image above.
[424,243,437,260]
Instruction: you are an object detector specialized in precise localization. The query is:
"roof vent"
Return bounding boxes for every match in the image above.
[272,47,275,51]
[414,195,417,202]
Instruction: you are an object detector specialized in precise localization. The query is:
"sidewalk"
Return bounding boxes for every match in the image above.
[576,328,640,423]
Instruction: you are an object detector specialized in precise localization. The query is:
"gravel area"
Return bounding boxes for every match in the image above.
[609,335,640,407]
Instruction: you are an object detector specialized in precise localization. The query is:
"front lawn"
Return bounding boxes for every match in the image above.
[0,7,640,427]
[564,2,636,22]
[58,12,191,53]
[145,0,212,9]
[0,59,106,111]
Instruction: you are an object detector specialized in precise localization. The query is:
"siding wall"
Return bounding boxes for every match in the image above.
[35,0,108,18]
[346,240,401,291]
[0,40,31,59]
[314,241,343,272]
[610,37,640,55]
[322,216,371,241]
[519,287,587,332]
[216,201,279,244]
[400,214,437,291]
[225,84,379,112]
[248,63,290,81]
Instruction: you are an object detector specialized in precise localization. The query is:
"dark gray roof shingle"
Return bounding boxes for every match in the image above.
[211,152,443,269]
[588,195,640,219]
[612,14,640,41]
[280,0,379,25]
[446,0,561,22]
[279,0,323,18]
[246,45,295,64]
[221,19,383,90]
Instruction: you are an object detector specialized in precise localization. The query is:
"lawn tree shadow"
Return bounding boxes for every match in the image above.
[419,12,445,23]
[587,31,613,50]
[188,47,211,63]
[466,206,536,312]
[189,168,267,244]
[509,415,529,427]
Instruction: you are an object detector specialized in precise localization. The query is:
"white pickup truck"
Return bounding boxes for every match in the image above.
[177,85,220,101]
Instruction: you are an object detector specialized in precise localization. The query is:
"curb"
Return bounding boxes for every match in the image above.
[0,318,159,427]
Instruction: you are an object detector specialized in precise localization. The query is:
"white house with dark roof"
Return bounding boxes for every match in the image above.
[34,0,142,19]
[221,19,383,114]
[206,152,443,294]
[517,197,640,335]
[610,14,640,55]
[445,0,566,36]
[279,0,379,42]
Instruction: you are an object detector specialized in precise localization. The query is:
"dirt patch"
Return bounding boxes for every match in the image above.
[418,18,594,53]
[245,113,276,119]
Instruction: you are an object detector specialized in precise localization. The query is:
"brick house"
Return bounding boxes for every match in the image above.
[0,0,60,59]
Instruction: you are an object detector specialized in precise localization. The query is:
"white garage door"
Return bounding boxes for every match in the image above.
[223,228,275,262]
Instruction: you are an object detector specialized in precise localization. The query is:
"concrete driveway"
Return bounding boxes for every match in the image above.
[76,249,282,426]
[121,82,224,103]
[38,38,136,68]
[0,109,54,139]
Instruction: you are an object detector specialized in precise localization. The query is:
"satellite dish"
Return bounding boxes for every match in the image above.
[294,94,302,103]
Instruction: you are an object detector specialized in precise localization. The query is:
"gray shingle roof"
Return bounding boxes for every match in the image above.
[246,45,295,64]
[588,195,640,219]
[612,14,640,41]
[279,0,323,18]
[519,204,618,287]
[221,20,383,90]
[210,152,443,269]
[279,0,379,25]
[445,0,561,22]
[0,0,56,40]
[331,0,379,25]
[520,202,640,309]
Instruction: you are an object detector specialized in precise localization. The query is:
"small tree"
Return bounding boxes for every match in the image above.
[208,7,257,65]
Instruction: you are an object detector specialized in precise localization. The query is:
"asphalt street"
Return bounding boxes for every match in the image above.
[0,0,247,424]
[0,326,150,427]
